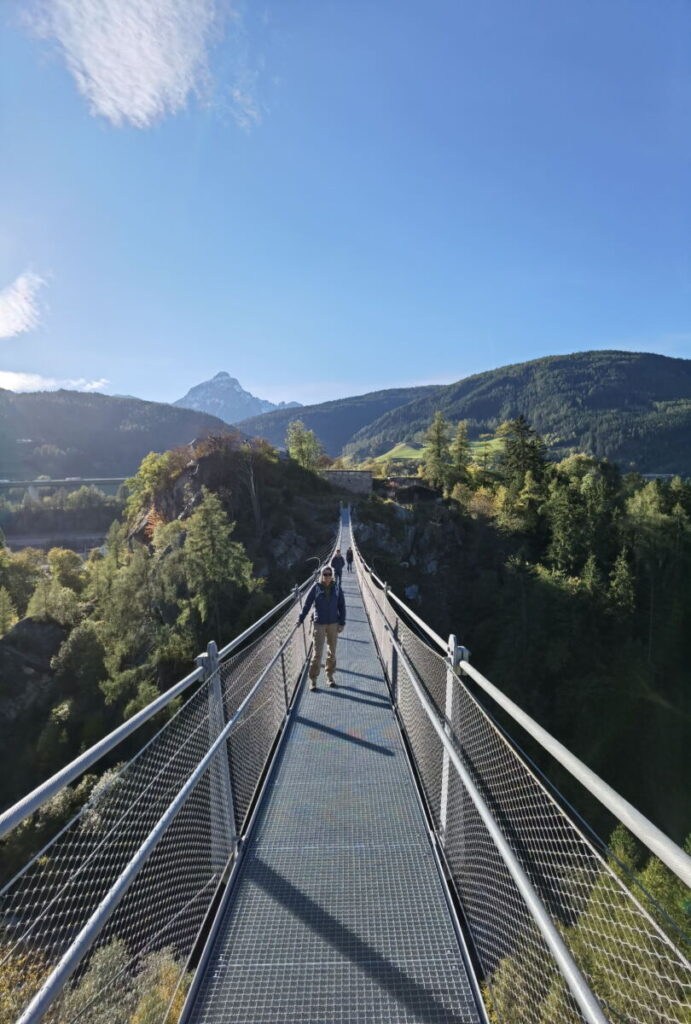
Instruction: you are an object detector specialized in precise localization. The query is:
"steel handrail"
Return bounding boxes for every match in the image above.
[16,622,303,1024]
[0,584,309,840]
[458,658,691,888]
[0,664,203,840]
[351,522,691,888]
[384,624,609,1024]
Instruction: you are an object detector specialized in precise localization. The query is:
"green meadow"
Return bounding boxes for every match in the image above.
[372,435,503,465]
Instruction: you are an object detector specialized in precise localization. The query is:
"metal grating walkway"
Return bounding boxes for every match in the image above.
[185,527,484,1023]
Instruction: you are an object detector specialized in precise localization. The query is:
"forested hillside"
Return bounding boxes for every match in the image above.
[0,432,340,873]
[344,351,691,472]
[354,416,691,847]
[0,389,236,478]
[237,384,437,455]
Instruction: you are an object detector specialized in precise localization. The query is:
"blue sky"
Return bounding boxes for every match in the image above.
[1,0,689,406]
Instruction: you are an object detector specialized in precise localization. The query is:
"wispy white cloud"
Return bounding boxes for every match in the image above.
[231,67,262,131]
[0,371,109,393]
[0,272,45,338]
[26,0,227,128]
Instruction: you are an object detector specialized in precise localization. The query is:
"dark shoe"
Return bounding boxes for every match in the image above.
[327,678,336,687]
[309,680,318,691]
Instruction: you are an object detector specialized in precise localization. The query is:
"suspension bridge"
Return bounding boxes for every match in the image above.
[1,509,689,1023]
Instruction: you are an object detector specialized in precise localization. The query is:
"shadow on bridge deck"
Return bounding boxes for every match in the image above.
[183,528,485,1024]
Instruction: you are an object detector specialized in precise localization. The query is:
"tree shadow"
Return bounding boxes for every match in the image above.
[326,688,390,711]
[294,715,395,756]
[249,857,479,1024]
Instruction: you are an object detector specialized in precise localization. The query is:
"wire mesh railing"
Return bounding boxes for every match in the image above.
[0,582,314,1024]
[352,531,691,1024]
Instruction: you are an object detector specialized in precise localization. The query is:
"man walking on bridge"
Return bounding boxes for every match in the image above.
[331,548,345,584]
[298,565,346,690]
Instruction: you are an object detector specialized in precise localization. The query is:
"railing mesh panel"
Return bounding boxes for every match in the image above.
[222,617,307,832]
[396,644,445,832]
[0,595,307,1024]
[355,540,691,1024]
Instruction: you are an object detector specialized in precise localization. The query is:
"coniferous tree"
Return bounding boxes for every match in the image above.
[515,469,545,534]
[669,502,689,558]
[422,411,452,490]
[184,488,256,639]
[448,419,471,488]
[544,479,586,573]
[608,549,635,616]
[668,475,691,516]
[625,481,674,665]
[580,471,615,566]
[581,553,603,596]
[497,415,546,488]
[25,578,51,621]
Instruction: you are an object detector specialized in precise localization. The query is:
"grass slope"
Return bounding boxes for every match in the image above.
[372,437,502,464]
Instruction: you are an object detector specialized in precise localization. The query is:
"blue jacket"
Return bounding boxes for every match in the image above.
[299,581,346,626]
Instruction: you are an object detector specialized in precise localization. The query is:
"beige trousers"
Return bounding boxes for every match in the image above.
[309,623,339,681]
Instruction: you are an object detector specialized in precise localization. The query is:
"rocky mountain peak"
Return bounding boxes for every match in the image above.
[174,372,301,426]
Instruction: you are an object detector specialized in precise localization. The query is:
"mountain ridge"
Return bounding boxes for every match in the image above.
[236,385,439,455]
[5,350,691,480]
[0,389,241,479]
[342,350,691,473]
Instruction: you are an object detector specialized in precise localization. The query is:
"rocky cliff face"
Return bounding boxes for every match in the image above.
[355,504,463,576]
[174,372,301,425]
[127,435,338,584]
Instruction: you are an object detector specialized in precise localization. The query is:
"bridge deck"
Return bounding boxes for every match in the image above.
[185,529,483,1023]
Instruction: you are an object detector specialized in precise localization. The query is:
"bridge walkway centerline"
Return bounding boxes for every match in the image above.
[183,524,485,1024]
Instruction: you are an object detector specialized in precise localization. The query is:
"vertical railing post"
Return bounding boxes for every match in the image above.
[455,643,471,865]
[391,614,399,706]
[198,641,236,866]
[294,583,308,660]
[439,634,460,845]
[383,578,399,705]
[383,582,392,678]
[382,585,399,704]
[280,635,289,711]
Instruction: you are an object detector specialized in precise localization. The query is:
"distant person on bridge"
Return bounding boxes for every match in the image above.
[331,548,345,584]
[346,546,354,572]
[298,565,346,690]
